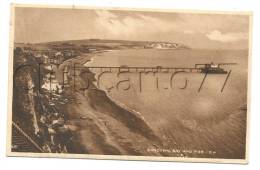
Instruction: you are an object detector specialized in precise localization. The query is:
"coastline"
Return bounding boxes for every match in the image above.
[11,42,247,159]
[58,51,168,156]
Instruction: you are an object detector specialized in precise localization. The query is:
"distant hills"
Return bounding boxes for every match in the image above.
[15,39,190,51]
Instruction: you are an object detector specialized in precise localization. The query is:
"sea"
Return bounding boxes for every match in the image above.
[85,49,248,158]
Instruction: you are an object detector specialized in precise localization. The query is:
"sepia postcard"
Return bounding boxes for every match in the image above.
[7,4,252,163]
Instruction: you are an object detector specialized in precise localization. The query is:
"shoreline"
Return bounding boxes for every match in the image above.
[57,51,167,156]
[12,44,247,159]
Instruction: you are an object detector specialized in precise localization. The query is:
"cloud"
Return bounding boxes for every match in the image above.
[206,30,248,42]
[93,10,249,49]
[94,10,177,39]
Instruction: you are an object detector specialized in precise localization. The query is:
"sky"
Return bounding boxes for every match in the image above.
[14,7,250,49]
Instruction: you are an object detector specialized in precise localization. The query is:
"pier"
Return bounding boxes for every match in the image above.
[74,65,203,73]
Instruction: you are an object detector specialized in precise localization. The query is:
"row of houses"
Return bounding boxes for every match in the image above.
[33,49,77,65]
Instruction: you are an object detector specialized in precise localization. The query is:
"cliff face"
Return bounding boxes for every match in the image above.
[144,42,189,49]
[12,48,41,137]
